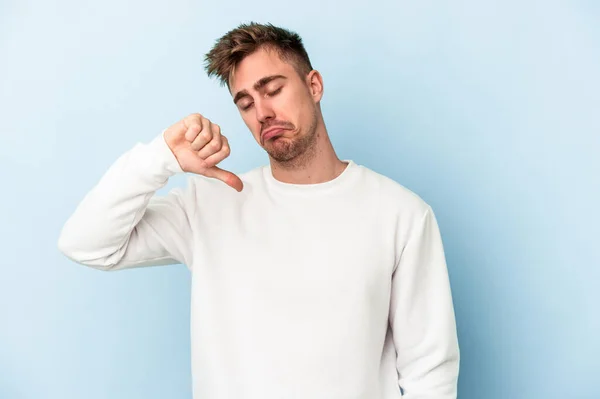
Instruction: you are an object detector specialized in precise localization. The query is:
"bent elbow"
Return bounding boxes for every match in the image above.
[57,229,119,271]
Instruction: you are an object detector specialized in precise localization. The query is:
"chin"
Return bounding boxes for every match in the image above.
[268,138,308,163]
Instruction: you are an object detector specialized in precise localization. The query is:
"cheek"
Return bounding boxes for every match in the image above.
[283,90,312,124]
[276,96,298,124]
[291,104,311,131]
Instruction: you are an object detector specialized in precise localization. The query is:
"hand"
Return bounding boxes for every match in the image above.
[164,113,243,192]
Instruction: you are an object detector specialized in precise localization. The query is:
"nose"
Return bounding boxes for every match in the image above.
[255,98,275,124]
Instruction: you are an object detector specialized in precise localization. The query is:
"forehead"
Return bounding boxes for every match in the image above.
[229,47,296,93]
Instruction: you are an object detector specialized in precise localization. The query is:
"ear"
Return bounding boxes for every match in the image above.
[306,70,324,103]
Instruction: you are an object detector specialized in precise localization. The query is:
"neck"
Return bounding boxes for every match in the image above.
[269,119,347,185]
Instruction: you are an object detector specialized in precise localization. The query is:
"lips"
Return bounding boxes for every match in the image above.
[262,127,287,141]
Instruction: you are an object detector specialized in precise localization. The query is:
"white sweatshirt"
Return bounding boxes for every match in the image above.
[58,131,459,399]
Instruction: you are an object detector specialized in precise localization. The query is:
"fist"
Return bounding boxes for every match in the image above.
[164,113,243,192]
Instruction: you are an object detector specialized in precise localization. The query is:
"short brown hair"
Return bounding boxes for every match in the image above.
[204,22,313,88]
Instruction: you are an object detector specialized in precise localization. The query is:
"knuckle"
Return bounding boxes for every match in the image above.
[222,140,230,153]
[187,113,202,127]
[201,130,212,141]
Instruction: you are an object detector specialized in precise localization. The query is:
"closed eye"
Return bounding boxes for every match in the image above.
[266,87,282,97]
[241,87,282,111]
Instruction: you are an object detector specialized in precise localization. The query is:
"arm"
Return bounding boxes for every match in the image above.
[390,206,460,398]
[57,131,195,271]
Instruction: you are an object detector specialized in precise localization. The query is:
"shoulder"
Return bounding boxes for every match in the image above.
[356,163,431,217]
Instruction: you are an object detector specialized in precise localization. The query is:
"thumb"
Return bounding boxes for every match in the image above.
[204,166,244,192]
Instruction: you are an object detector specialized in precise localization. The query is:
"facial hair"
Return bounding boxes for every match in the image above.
[265,111,318,168]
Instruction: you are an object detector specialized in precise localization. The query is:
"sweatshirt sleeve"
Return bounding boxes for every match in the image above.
[57,131,196,271]
[389,206,460,398]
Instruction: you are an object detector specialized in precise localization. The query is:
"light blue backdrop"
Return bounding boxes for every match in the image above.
[1,1,598,398]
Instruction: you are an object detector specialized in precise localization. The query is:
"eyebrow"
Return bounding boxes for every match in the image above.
[233,75,287,105]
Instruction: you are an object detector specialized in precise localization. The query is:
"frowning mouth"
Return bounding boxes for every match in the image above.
[262,127,287,142]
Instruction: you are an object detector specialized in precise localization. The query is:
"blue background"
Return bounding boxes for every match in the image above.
[1,1,598,398]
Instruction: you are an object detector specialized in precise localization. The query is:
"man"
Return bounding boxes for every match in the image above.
[58,22,459,399]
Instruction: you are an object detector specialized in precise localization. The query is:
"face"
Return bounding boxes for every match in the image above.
[229,47,323,163]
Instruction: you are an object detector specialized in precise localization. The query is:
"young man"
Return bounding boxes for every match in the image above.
[58,22,459,399]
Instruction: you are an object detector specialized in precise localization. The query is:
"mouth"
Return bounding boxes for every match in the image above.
[262,127,287,142]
